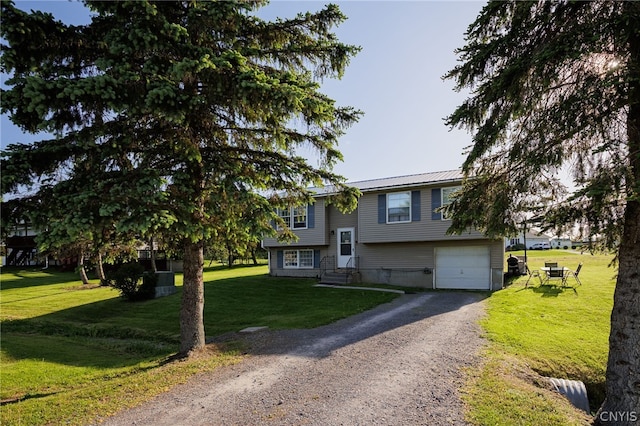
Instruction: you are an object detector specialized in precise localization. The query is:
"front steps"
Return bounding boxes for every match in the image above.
[319,270,361,285]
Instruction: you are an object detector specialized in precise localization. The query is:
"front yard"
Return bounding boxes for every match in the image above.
[0,264,398,425]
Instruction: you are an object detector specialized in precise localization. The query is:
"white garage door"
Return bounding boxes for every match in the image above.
[435,246,491,290]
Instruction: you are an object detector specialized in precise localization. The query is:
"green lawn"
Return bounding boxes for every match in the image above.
[464,249,614,425]
[2,251,615,425]
[0,264,399,425]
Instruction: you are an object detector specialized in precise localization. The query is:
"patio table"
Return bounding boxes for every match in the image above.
[540,266,569,285]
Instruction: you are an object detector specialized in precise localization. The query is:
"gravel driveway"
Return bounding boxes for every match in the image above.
[100,291,487,426]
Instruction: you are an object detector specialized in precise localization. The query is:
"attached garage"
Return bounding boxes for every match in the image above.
[435,246,491,290]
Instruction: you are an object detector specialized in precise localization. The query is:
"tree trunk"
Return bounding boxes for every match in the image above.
[179,238,206,356]
[227,242,234,269]
[95,252,107,285]
[78,252,90,285]
[251,248,258,266]
[149,237,157,273]
[595,200,640,425]
[595,21,640,422]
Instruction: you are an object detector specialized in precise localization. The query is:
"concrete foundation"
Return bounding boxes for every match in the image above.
[154,271,177,298]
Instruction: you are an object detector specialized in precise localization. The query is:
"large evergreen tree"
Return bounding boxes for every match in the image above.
[445,1,639,421]
[1,0,361,356]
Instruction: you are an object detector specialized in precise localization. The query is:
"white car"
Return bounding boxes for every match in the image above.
[531,242,551,250]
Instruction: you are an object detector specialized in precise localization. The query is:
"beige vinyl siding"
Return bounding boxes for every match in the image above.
[263,199,328,248]
[489,241,505,268]
[356,239,502,270]
[358,189,485,243]
[357,242,434,270]
[355,242,435,288]
[328,204,358,230]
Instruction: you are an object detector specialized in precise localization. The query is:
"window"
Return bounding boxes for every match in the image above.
[292,206,307,229]
[277,208,291,229]
[387,192,411,223]
[298,250,313,268]
[277,206,307,230]
[284,250,298,267]
[283,249,314,269]
[441,186,461,220]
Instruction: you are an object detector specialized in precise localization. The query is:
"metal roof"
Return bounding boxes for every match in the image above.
[314,169,464,196]
[349,169,463,191]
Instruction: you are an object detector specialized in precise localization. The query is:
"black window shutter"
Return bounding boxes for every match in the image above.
[313,249,321,268]
[411,190,421,222]
[308,203,315,228]
[277,250,283,269]
[378,194,386,224]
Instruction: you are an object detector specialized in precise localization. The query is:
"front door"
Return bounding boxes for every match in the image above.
[337,227,355,268]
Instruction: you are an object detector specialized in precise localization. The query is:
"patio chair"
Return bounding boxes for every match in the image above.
[525,264,542,287]
[563,263,583,286]
[545,266,565,285]
[545,262,558,268]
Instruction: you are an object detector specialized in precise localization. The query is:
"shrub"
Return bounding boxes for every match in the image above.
[109,263,157,301]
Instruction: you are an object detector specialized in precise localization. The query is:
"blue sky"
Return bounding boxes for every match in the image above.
[1,1,485,183]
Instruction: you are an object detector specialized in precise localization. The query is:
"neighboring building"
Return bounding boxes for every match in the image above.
[4,221,39,267]
[550,237,572,249]
[2,223,178,271]
[262,170,504,291]
[505,231,553,250]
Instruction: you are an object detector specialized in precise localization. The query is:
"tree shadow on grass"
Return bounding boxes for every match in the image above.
[2,270,486,370]
[1,290,182,373]
[515,283,579,297]
[503,273,526,287]
[203,262,266,273]
[537,282,580,297]
[1,267,86,290]
[1,267,276,372]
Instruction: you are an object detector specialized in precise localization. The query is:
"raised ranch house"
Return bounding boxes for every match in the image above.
[262,170,504,290]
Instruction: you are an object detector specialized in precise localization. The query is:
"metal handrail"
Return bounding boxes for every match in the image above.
[345,256,359,271]
[319,255,336,278]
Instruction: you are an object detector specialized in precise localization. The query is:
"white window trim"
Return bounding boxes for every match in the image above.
[292,205,308,230]
[283,250,298,268]
[386,191,412,224]
[283,249,314,269]
[441,186,461,220]
[276,208,290,231]
[277,206,308,230]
